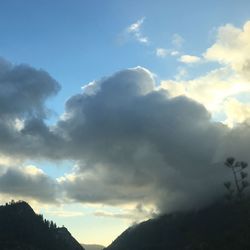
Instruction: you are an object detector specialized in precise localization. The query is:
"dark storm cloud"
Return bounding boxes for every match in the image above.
[217,121,250,163]
[0,166,57,203]
[57,67,230,211]
[0,58,62,159]
[0,58,248,212]
[0,58,60,118]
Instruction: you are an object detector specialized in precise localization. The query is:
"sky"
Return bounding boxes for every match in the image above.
[1,0,250,246]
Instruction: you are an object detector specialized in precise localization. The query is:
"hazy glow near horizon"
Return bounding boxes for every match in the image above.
[0,0,250,246]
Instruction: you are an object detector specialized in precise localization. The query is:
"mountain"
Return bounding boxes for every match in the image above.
[82,243,104,250]
[105,200,250,250]
[0,200,84,250]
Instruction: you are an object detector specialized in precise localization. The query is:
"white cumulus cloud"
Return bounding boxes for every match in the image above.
[161,20,250,126]
[204,21,250,80]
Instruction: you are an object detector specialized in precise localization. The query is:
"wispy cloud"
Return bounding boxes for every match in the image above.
[93,204,156,223]
[155,48,170,58]
[179,55,201,63]
[170,50,180,56]
[172,33,184,48]
[155,33,184,59]
[155,48,180,58]
[46,210,84,218]
[126,17,149,44]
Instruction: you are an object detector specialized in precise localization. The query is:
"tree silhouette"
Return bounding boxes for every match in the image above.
[224,157,249,200]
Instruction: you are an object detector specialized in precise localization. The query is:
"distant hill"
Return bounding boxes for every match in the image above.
[82,243,104,250]
[0,200,84,250]
[105,200,250,250]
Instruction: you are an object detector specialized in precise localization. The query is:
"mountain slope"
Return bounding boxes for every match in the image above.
[0,200,84,250]
[82,243,104,250]
[105,200,250,250]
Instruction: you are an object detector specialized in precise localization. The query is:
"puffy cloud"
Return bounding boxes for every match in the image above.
[0,114,64,161]
[23,66,248,212]
[215,122,250,166]
[55,67,230,212]
[204,21,250,79]
[161,20,250,126]
[0,154,23,166]
[2,56,250,214]
[179,55,201,64]
[0,58,62,159]
[0,165,57,203]
[223,98,250,127]
[161,67,250,112]
[0,58,60,118]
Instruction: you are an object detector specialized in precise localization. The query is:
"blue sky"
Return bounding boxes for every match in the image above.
[1,0,249,96]
[1,0,250,246]
[0,0,248,122]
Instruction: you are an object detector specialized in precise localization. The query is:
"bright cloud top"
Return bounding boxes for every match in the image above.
[161,20,250,126]
[205,21,250,80]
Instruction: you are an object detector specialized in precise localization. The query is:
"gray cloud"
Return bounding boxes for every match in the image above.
[217,121,250,163]
[56,67,231,212]
[0,58,60,118]
[0,58,62,159]
[92,203,155,222]
[0,58,249,213]
[0,166,57,203]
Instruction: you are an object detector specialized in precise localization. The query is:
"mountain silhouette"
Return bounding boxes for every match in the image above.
[81,243,104,250]
[0,200,84,250]
[105,199,250,250]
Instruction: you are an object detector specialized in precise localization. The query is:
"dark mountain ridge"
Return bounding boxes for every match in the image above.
[105,199,250,250]
[0,200,84,250]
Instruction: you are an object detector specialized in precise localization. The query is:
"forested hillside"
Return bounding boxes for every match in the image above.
[0,200,84,250]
